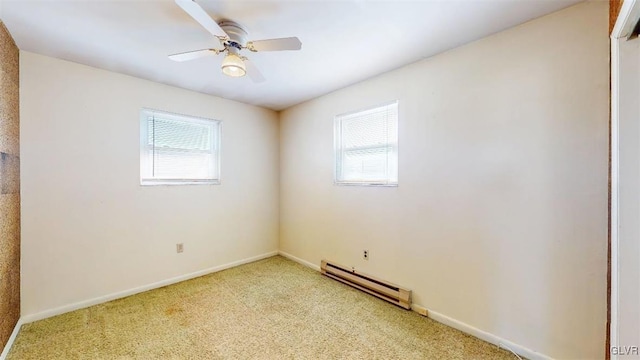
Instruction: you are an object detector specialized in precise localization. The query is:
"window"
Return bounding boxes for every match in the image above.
[140,109,220,185]
[334,101,398,186]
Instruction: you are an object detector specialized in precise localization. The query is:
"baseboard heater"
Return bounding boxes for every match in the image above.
[321,260,411,309]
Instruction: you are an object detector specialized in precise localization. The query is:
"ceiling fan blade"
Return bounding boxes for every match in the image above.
[245,60,265,83]
[175,0,228,38]
[247,37,302,52]
[169,49,218,62]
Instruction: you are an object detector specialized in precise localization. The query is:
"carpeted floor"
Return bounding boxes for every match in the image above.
[8,256,518,359]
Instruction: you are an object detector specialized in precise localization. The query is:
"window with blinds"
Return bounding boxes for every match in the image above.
[334,101,398,186]
[140,109,221,185]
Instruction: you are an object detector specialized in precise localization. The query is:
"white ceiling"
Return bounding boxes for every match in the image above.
[1,0,581,111]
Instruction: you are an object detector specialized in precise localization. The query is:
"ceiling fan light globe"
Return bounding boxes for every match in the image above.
[222,65,246,77]
[221,54,246,77]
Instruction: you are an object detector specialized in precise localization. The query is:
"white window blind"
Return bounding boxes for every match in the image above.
[334,101,398,186]
[140,109,220,185]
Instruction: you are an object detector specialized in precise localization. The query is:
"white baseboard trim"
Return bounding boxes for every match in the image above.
[278,251,553,360]
[15,250,553,360]
[21,251,279,324]
[423,309,552,360]
[0,318,24,360]
[278,250,320,271]
[411,303,428,316]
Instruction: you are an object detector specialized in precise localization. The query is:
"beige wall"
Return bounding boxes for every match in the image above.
[19,52,279,317]
[279,2,609,359]
[0,21,20,352]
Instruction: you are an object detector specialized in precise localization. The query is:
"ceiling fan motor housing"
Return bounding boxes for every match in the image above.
[219,20,248,51]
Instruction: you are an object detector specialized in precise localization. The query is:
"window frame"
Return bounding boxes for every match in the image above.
[333,100,399,187]
[139,108,222,186]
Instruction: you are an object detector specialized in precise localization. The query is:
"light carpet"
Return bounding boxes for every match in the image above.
[8,256,518,359]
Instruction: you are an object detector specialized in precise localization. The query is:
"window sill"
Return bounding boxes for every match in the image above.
[334,181,398,187]
[141,179,220,186]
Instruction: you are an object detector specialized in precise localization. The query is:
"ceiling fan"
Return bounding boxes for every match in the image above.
[170,0,302,82]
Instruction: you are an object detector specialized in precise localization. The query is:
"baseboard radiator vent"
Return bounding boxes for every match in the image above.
[321,260,411,309]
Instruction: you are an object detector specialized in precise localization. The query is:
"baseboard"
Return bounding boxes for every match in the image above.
[20,251,279,324]
[427,309,553,360]
[411,303,428,316]
[15,250,554,360]
[278,251,553,360]
[0,318,23,360]
[278,250,320,271]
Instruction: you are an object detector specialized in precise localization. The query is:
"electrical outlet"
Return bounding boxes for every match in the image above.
[176,243,184,253]
[363,250,369,260]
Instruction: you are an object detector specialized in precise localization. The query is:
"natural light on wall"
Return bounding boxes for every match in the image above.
[334,101,398,186]
[140,109,221,185]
